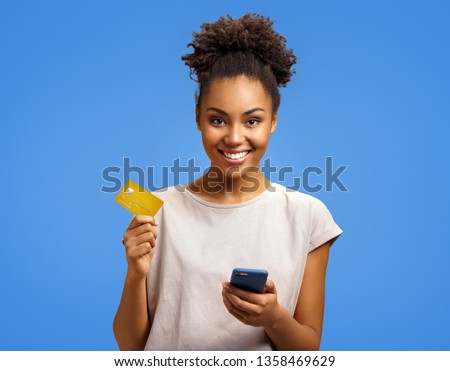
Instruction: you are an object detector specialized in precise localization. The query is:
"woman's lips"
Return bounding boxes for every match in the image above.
[218,149,252,165]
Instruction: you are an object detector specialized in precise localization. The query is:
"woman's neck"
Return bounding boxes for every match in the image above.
[186,168,272,204]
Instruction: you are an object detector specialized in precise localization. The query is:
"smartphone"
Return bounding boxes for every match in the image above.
[230,268,268,293]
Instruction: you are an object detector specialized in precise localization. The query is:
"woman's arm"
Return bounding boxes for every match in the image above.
[222,240,331,350]
[113,271,150,351]
[113,215,158,350]
[264,241,331,350]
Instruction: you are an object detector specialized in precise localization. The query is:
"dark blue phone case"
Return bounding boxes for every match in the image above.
[230,268,268,293]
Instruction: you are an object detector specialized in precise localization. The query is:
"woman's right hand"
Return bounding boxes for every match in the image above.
[121,215,159,280]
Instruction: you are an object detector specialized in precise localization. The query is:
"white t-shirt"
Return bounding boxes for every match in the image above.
[144,182,343,350]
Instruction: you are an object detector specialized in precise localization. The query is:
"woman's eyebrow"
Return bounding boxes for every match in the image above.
[206,107,265,116]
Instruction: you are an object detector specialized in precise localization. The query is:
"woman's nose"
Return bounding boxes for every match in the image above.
[223,124,244,146]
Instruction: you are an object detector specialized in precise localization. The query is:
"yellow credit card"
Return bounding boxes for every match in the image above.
[114,180,164,217]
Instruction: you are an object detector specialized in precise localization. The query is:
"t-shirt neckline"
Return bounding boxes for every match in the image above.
[181,182,277,209]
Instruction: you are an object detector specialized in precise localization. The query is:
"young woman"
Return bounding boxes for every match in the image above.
[113,13,343,351]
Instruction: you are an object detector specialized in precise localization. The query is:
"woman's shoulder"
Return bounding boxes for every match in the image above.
[269,183,341,239]
[152,184,187,203]
[269,182,326,208]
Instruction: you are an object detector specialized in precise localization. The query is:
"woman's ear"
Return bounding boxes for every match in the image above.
[270,113,278,134]
[195,105,201,131]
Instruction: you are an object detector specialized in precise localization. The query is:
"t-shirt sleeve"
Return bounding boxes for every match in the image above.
[309,198,343,252]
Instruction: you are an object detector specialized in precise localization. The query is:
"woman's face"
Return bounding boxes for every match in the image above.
[196,75,277,180]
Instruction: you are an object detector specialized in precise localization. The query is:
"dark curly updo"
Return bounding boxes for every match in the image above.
[181,13,297,115]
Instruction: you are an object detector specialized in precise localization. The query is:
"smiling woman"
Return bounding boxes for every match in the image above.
[113,13,343,351]
[191,75,277,201]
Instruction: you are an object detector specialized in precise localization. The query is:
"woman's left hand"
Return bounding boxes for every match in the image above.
[222,280,284,328]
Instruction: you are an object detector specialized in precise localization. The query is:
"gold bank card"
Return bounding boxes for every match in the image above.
[114,180,164,217]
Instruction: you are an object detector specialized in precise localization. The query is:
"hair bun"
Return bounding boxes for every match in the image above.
[182,13,297,87]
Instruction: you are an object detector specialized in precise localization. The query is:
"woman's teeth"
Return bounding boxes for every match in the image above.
[223,151,249,159]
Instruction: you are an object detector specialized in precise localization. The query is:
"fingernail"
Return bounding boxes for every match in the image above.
[154,219,159,226]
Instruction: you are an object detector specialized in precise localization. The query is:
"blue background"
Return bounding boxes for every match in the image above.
[1,0,449,350]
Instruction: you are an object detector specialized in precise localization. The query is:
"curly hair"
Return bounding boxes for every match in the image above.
[181,13,297,114]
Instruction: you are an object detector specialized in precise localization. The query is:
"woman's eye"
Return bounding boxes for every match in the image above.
[247,119,260,126]
[211,118,225,125]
